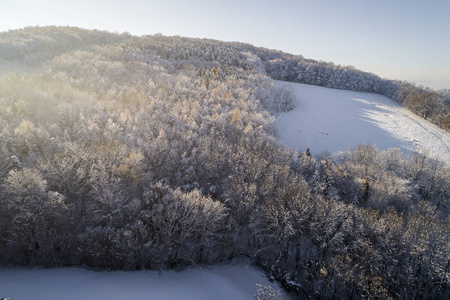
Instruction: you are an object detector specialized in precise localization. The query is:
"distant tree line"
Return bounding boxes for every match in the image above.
[250,48,450,130]
[0,27,448,299]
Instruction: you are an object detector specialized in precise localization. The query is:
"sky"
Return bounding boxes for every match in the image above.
[1,0,449,90]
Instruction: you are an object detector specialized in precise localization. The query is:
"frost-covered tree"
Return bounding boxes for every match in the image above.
[0,168,69,265]
[272,85,295,112]
[147,184,226,266]
[255,284,283,300]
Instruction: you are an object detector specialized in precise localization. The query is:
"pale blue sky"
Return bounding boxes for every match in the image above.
[1,0,449,89]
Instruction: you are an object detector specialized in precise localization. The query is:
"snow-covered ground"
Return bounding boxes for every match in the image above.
[0,263,292,300]
[275,81,450,163]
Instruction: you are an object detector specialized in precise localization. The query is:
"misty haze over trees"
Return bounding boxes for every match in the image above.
[0,27,449,299]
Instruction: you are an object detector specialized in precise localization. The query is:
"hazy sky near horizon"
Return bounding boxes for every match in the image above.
[1,0,449,89]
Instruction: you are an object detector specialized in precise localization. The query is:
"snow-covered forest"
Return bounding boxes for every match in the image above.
[0,27,449,299]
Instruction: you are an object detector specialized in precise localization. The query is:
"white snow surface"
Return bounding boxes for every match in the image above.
[0,263,293,300]
[275,81,450,164]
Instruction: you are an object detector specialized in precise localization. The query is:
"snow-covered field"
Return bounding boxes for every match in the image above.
[0,263,292,300]
[275,81,450,163]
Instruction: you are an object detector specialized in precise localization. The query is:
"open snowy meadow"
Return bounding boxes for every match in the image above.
[276,81,450,164]
[0,263,292,300]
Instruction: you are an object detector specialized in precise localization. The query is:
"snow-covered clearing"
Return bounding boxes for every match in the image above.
[0,263,292,300]
[275,81,450,163]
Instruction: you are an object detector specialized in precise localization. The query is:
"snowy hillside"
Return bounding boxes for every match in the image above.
[1,28,448,299]
[0,264,292,300]
[276,81,450,163]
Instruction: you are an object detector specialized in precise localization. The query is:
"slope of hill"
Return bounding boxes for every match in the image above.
[0,27,448,299]
[276,81,450,164]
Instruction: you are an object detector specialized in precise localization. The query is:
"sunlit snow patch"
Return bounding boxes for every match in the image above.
[275,81,450,164]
